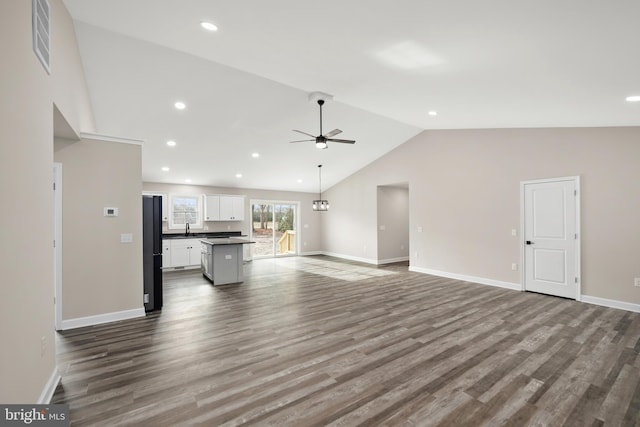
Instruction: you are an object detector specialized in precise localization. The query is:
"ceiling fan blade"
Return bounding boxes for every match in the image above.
[327,138,356,144]
[293,129,316,138]
[324,128,342,138]
[289,139,315,143]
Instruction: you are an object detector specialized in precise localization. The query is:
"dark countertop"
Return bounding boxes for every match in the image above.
[163,231,243,240]
[201,237,255,246]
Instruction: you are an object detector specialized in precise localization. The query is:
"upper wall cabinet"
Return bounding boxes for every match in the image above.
[220,196,245,221]
[204,195,220,221]
[142,192,169,222]
[204,195,244,221]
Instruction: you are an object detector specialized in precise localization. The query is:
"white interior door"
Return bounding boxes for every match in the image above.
[522,177,580,299]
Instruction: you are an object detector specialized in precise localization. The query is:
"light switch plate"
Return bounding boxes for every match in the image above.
[120,233,133,243]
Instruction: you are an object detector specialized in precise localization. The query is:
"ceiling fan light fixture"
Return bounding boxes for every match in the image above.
[316,141,327,149]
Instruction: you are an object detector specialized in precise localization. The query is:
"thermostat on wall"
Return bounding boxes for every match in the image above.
[104,207,119,217]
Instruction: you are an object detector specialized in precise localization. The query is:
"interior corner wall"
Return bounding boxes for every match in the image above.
[377,186,410,263]
[323,127,640,306]
[50,0,96,133]
[54,138,143,321]
[1,0,95,403]
[0,0,57,404]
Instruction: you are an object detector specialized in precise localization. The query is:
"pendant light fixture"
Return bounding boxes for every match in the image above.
[312,165,329,211]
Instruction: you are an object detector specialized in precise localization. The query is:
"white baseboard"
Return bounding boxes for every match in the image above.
[163,265,200,271]
[38,368,61,404]
[378,256,410,265]
[409,266,522,291]
[581,295,640,313]
[299,251,323,256]
[321,251,378,265]
[61,307,145,330]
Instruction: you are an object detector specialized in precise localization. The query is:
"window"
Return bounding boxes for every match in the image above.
[169,195,203,229]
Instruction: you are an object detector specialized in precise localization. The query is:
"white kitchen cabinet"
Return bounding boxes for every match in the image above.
[142,192,169,221]
[162,240,172,268]
[219,196,244,221]
[170,238,201,267]
[204,195,220,221]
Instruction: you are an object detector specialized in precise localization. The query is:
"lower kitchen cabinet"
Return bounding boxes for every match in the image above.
[165,239,201,268]
[162,240,172,268]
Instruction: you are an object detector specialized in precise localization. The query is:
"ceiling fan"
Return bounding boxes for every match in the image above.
[290,99,356,149]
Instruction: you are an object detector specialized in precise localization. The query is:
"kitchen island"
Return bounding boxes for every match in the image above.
[200,238,255,285]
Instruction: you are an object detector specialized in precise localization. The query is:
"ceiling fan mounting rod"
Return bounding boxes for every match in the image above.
[318,99,324,135]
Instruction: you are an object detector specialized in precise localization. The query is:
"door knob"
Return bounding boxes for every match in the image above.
[526,240,534,245]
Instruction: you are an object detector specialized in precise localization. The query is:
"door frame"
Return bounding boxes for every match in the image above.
[53,163,63,330]
[249,199,300,258]
[519,176,581,301]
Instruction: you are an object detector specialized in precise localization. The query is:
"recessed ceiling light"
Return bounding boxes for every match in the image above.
[626,95,640,102]
[166,140,177,147]
[161,167,170,172]
[428,111,438,116]
[200,21,218,32]
[252,152,260,158]
[174,101,186,110]
[297,179,303,183]
[235,173,243,178]
[185,178,192,183]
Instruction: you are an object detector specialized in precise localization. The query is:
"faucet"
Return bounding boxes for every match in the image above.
[185,222,190,236]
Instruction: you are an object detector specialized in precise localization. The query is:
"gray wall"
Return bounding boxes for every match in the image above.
[322,127,640,305]
[54,137,143,321]
[0,0,95,402]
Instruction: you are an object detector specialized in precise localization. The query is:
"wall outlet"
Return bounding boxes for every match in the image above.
[363,245,367,253]
[120,233,133,243]
[511,229,517,236]
[635,278,640,287]
[41,336,46,357]
[401,244,405,250]
[227,225,231,230]
[143,293,149,304]
[417,226,423,233]
[415,251,419,259]
[203,226,209,231]
[512,263,518,271]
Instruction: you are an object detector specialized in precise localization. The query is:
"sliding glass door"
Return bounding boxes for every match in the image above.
[251,201,298,258]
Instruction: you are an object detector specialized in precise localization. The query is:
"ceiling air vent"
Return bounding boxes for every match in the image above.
[32,0,51,73]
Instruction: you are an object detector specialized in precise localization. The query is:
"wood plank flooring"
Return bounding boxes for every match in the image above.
[52,256,640,426]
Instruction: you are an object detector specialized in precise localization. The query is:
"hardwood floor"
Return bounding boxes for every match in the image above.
[53,256,640,426]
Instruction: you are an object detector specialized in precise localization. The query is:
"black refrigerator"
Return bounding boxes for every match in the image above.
[143,195,163,311]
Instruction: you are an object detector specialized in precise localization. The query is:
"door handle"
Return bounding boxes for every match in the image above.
[526,240,534,245]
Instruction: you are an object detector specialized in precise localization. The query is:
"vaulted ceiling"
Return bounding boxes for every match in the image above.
[63,0,640,192]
